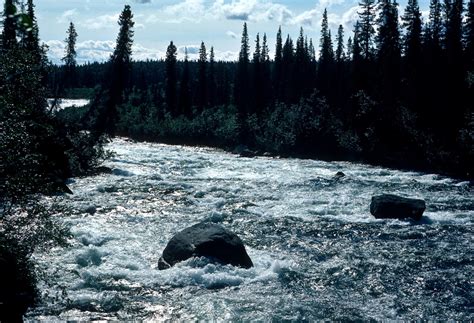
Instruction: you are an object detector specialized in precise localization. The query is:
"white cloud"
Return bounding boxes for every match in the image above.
[46,39,115,64]
[57,9,78,24]
[149,0,295,25]
[46,40,237,64]
[161,0,207,23]
[226,30,238,39]
[80,13,119,30]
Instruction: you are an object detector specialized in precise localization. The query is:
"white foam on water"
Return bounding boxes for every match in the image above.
[27,138,473,320]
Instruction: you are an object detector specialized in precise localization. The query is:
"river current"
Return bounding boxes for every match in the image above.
[27,138,473,321]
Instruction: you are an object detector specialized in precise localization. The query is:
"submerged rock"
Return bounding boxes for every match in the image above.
[370,194,426,220]
[158,222,253,270]
[334,171,346,179]
[233,145,256,158]
[83,205,97,215]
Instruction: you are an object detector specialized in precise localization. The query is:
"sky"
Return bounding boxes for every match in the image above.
[34,0,431,64]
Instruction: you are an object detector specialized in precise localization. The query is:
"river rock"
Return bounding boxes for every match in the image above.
[370,194,426,220]
[158,222,253,270]
[334,171,346,179]
[233,145,256,158]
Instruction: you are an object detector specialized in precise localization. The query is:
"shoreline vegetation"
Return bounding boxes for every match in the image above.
[0,0,107,319]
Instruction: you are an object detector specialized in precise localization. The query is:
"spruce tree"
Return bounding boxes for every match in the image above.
[2,0,17,50]
[253,33,263,114]
[165,41,177,116]
[351,22,364,90]
[100,5,134,135]
[402,0,422,61]
[358,0,376,60]
[62,22,78,88]
[295,27,309,98]
[309,38,316,62]
[444,0,465,132]
[179,48,192,117]
[261,33,272,108]
[24,0,40,56]
[197,41,207,111]
[281,35,294,102]
[402,0,423,110]
[319,9,335,96]
[376,0,401,102]
[346,37,353,58]
[235,22,250,121]
[274,26,283,101]
[209,46,216,107]
[466,0,474,68]
[426,0,443,50]
[336,25,346,63]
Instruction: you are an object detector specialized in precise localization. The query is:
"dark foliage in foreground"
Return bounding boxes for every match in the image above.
[0,1,108,319]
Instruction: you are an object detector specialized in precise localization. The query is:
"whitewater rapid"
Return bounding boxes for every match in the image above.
[27,138,473,321]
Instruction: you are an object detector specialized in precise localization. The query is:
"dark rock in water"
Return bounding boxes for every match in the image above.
[370,194,426,220]
[84,205,97,215]
[95,166,113,174]
[233,145,256,158]
[334,171,346,178]
[158,222,253,270]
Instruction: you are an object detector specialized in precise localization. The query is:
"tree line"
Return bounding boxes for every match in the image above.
[53,0,473,178]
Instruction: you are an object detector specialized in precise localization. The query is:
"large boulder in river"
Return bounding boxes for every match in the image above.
[370,194,426,220]
[158,223,253,270]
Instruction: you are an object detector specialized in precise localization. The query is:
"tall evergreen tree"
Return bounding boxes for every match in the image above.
[351,21,364,91]
[261,33,272,108]
[319,9,335,96]
[235,22,250,122]
[336,24,346,62]
[376,0,401,102]
[179,48,192,117]
[2,0,17,50]
[253,33,264,114]
[346,37,353,58]
[309,38,316,62]
[62,22,78,88]
[402,0,422,61]
[208,46,217,107]
[295,27,310,99]
[426,0,443,50]
[443,0,465,131]
[23,0,39,55]
[466,0,474,68]
[358,0,376,60]
[197,41,207,111]
[100,5,134,135]
[402,0,423,110]
[274,26,283,101]
[165,41,177,116]
[281,35,294,102]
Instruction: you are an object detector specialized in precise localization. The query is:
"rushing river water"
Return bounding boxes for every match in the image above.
[27,138,473,321]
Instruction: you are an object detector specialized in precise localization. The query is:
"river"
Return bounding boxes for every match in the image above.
[26,138,473,321]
